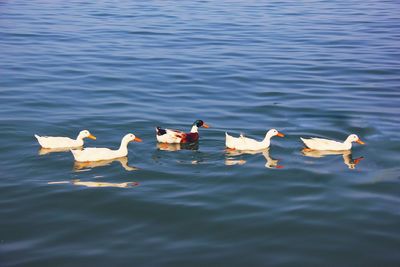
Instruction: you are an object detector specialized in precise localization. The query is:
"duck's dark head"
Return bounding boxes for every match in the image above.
[193,120,209,128]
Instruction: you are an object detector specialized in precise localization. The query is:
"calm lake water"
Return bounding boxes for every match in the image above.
[1,0,400,266]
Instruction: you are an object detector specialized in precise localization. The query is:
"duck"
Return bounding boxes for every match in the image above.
[156,120,210,144]
[300,134,365,151]
[34,130,96,149]
[71,133,142,162]
[225,129,284,150]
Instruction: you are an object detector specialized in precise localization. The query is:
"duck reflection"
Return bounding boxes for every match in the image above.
[73,156,138,171]
[48,179,139,188]
[156,142,199,151]
[225,148,283,169]
[38,147,80,155]
[301,149,364,169]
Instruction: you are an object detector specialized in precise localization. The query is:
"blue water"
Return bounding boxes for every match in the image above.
[1,1,400,266]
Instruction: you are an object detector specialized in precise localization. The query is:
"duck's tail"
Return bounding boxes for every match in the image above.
[300,137,311,148]
[225,132,234,148]
[70,149,81,160]
[156,126,167,136]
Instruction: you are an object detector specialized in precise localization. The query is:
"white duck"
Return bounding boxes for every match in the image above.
[71,133,142,162]
[35,130,96,149]
[300,134,365,151]
[225,129,285,150]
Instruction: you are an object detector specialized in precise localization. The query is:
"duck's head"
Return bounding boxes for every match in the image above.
[266,129,285,138]
[193,120,210,128]
[347,134,365,145]
[123,133,142,143]
[79,130,96,140]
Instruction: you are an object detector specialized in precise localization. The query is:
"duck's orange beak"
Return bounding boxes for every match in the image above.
[277,132,285,137]
[202,123,210,128]
[356,139,365,145]
[134,137,142,142]
[88,134,96,140]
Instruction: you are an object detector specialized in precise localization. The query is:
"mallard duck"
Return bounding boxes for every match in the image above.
[156,120,209,143]
[225,129,284,150]
[71,133,142,162]
[34,130,96,149]
[300,134,365,151]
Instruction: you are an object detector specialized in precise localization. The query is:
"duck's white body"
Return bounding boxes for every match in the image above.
[300,134,365,151]
[34,130,96,149]
[71,133,141,162]
[225,129,284,151]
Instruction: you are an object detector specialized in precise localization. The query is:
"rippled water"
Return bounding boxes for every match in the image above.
[1,1,400,266]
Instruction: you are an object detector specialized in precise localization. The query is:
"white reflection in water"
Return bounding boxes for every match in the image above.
[156,142,199,151]
[48,179,139,188]
[301,149,364,169]
[73,156,138,171]
[38,147,81,155]
[225,148,283,169]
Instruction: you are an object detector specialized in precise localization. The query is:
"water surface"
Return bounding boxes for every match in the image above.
[1,1,400,266]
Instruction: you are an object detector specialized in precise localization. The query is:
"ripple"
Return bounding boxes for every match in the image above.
[1,0,400,266]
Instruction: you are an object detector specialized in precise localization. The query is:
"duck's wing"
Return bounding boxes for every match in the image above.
[310,137,342,147]
[240,136,260,146]
[36,136,76,147]
[71,147,115,161]
[167,128,185,137]
[156,127,183,143]
[82,147,112,155]
[156,127,182,136]
[301,137,342,149]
